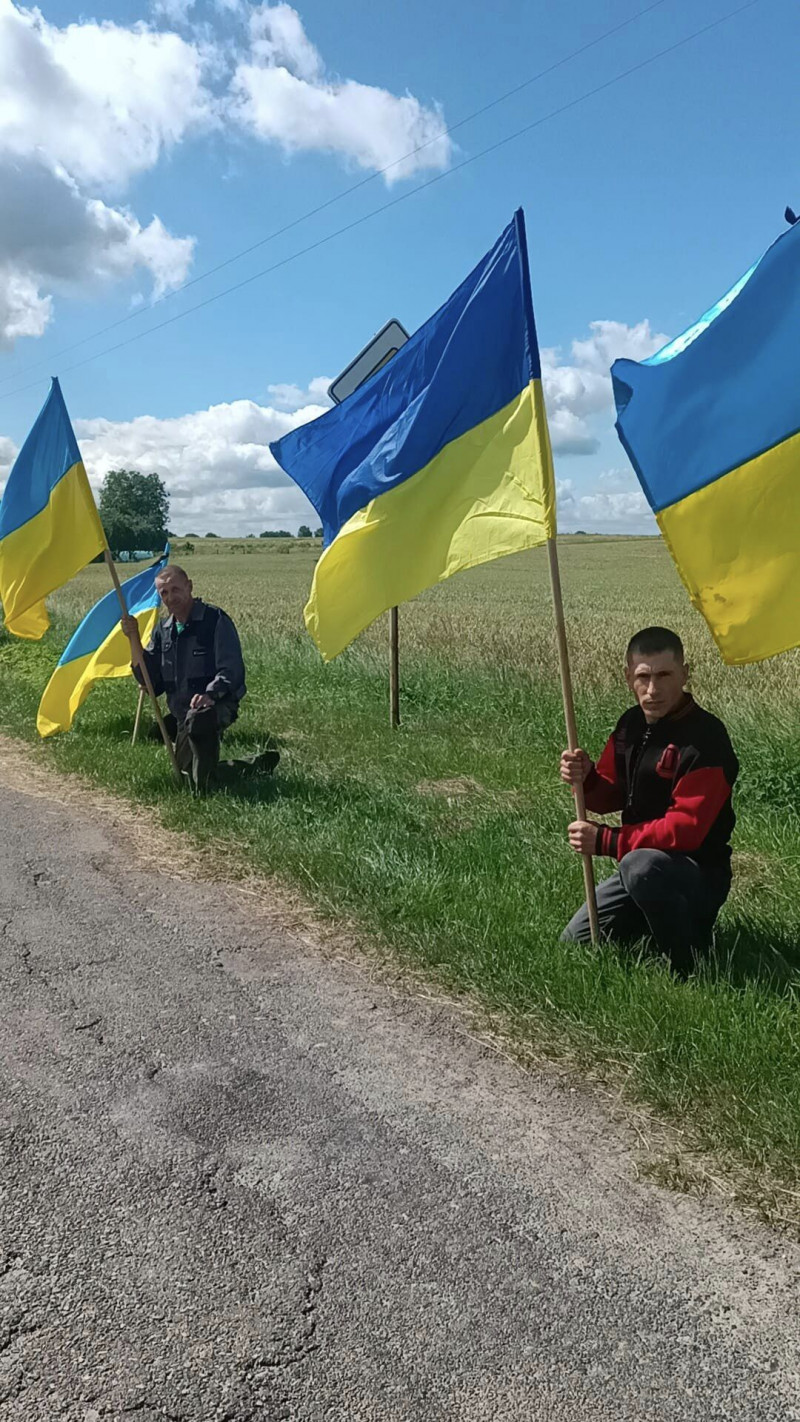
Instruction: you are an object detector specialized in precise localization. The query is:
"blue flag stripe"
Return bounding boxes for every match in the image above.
[270,211,538,545]
[57,551,168,668]
[612,219,800,514]
[0,379,83,541]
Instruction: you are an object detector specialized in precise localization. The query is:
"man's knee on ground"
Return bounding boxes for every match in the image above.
[561,911,591,944]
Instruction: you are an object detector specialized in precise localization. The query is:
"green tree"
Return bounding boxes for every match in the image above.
[297,524,312,539]
[99,470,169,557]
[205,531,219,538]
[314,526,323,538]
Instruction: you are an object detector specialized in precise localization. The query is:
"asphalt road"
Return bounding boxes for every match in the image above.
[0,744,798,1421]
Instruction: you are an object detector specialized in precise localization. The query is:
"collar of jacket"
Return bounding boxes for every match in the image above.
[633,692,696,735]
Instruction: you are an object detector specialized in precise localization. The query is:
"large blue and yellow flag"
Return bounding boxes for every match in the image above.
[0,377,106,640]
[612,220,800,665]
[270,210,556,660]
[37,549,168,737]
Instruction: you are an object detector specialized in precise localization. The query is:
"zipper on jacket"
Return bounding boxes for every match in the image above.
[627,725,653,810]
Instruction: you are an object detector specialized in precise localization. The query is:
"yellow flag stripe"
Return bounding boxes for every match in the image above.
[37,607,158,738]
[0,460,106,639]
[305,380,556,661]
[658,427,800,664]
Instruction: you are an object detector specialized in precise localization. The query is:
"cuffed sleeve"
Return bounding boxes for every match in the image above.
[206,612,245,702]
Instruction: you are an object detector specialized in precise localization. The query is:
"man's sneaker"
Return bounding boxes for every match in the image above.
[251,747,280,776]
[218,747,280,783]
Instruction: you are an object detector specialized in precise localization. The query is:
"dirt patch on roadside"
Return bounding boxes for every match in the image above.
[417,776,484,798]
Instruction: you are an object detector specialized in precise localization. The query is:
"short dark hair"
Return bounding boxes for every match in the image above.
[155,564,189,583]
[626,626,684,663]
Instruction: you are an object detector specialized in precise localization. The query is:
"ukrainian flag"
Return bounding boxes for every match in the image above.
[613,219,800,665]
[0,377,106,640]
[270,210,556,661]
[37,550,168,737]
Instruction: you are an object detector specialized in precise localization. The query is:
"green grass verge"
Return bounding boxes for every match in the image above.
[3,539,800,1212]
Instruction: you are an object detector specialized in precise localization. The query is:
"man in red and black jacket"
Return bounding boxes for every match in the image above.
[560,626,738,976]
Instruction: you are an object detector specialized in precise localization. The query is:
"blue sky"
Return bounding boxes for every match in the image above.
[0,0,795,533]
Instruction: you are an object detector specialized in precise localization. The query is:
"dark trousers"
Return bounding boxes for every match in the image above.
[561,849,731,976]
[169,698,238,788]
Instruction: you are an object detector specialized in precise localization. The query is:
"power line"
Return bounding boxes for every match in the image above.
[0,0,762,403]
[0,0,673,389]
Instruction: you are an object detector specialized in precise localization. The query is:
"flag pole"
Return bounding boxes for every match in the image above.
[131,685,146,746]
[546,536,600,944]
[389,606,400,728]
[102,550,181,783]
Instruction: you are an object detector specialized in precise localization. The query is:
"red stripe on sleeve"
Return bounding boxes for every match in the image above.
[614,766,732,858]
[584,733,624,814]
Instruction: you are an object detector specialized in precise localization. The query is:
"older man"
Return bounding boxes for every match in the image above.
[560,626,738,976]
[122,564,274,791]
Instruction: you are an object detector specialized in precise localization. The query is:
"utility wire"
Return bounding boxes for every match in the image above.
[0,0,673,389]
[0,0,761,403]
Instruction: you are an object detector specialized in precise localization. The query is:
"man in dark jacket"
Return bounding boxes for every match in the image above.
[122,564,274,791]
[560,626,738,975]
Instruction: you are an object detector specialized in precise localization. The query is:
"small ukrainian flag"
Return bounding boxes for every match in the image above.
[37,550,168,737]
[613,219,800,665]
[270,210,556,661]
[0,377,106,640]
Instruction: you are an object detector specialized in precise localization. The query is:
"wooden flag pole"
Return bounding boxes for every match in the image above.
[131,685,146,746]
[389,606,400,728]
[546,537,600,945]
[102,550,181,783]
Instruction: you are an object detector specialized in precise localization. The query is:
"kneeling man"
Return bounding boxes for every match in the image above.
[561,626,738,976]
[123,564,250,791]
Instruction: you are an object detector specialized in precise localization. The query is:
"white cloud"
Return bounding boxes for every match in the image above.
[0,268,52,349]
[0,433,17,491]
[0,0,213,190]
[0,157,195,348]
[557,475,653,533]
[151,0,199,25]
[232,3,451,180]
[0,0,208,347]
[543,319,667,455]
[0,395,655,539]
[73,393,329,535]
[570,319,665,374]
[266,376,332,410]
[248,2,321,81]
[0,1,453,347]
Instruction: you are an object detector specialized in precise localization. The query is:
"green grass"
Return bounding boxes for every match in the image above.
[4,535,800,1213]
